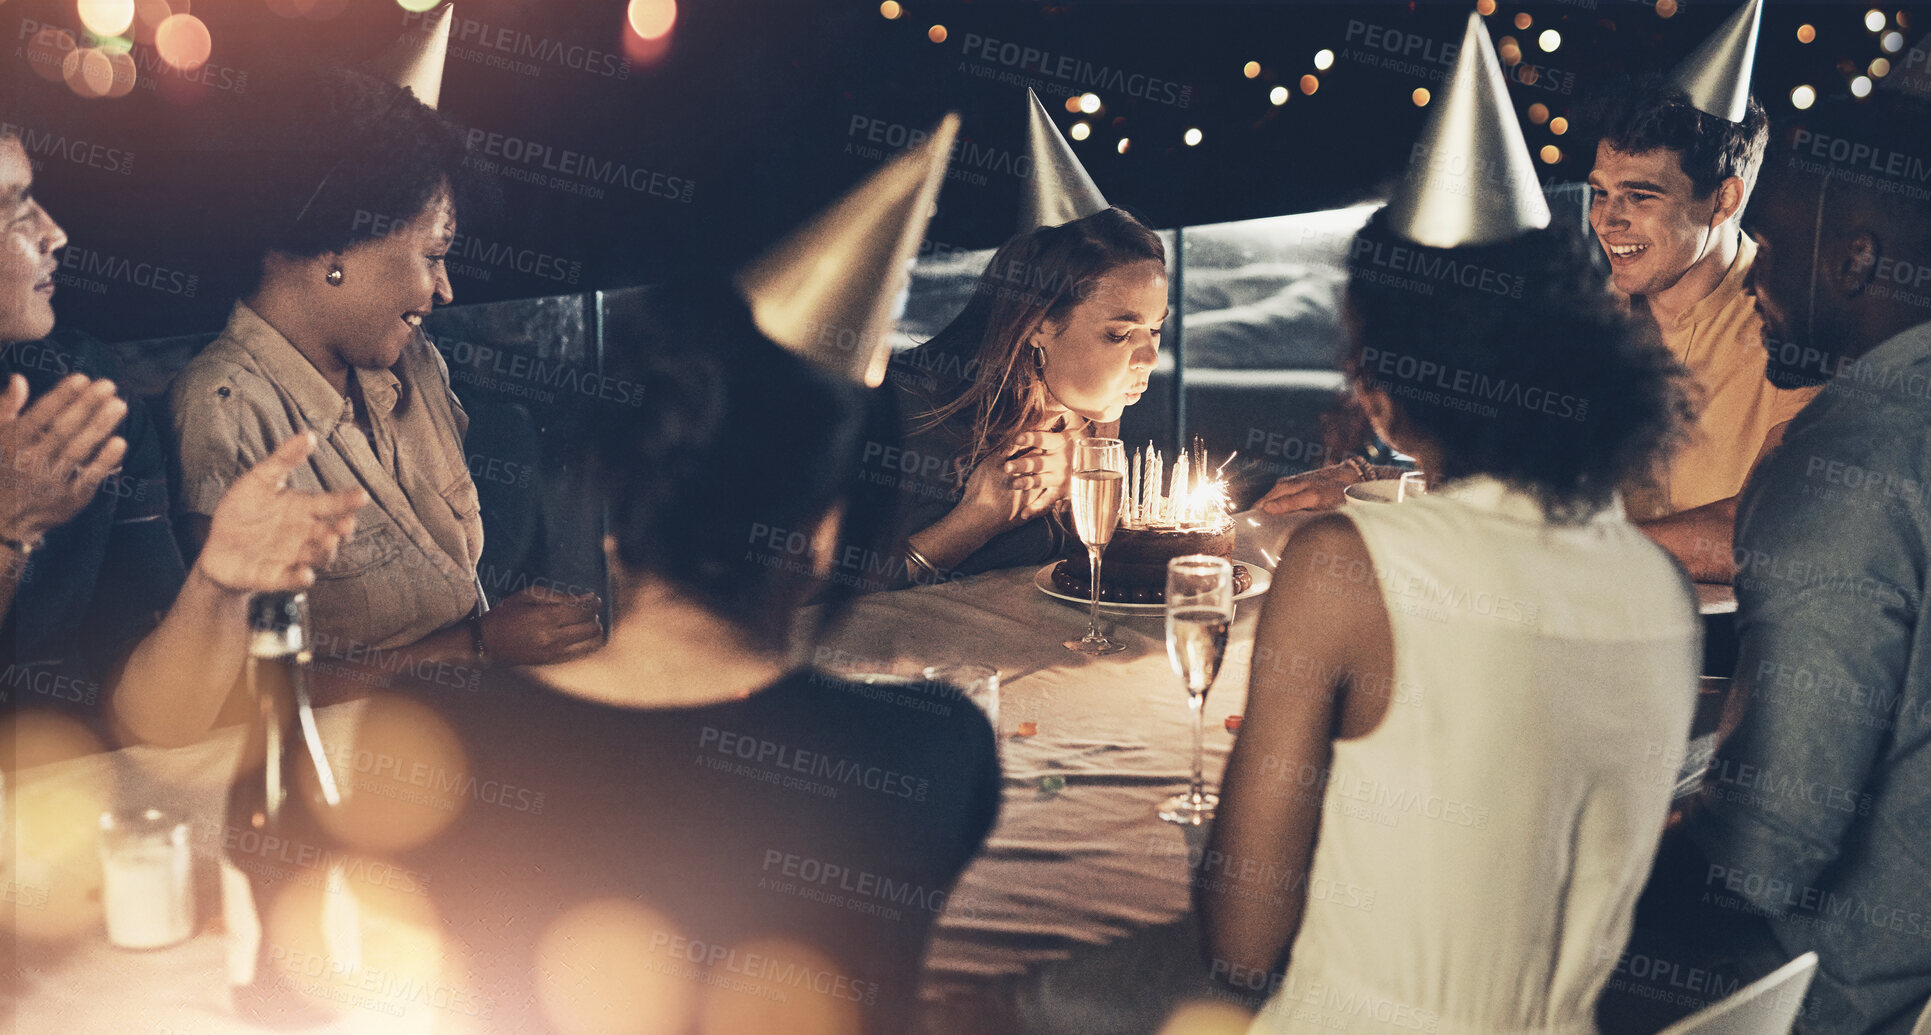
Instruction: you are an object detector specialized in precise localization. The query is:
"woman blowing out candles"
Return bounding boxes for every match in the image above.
[886,207,1167,584]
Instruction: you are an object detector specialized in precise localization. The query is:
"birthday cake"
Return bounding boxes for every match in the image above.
[1050,440,1252,605]
[1052,523,1251,604]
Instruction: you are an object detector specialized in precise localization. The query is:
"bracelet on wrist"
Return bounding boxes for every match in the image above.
[903,543,941,582]
[1343,457,1378,483]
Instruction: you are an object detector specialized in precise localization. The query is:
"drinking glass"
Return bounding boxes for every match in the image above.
[1159,555,1233,825]
[1063,437,1128,655]
[922,663,1000,731]
[1398,470,1429,502]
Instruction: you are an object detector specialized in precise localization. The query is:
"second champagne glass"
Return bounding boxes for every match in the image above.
[1063,437,1128,655]
[1160,555,1233,825]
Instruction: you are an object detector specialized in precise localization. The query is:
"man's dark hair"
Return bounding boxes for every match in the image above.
[1581,73,1769,198]
[1345,210,1694,524]
[237,67,469,291]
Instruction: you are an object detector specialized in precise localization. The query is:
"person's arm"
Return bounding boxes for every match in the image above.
[1684,437,1915,910]
[0,373,129,629]
[1254,460,1404,514]
[1200,515,1391,980]
[1637,418,1799,584]
[904,429,1076,579]
[113,433,366,747]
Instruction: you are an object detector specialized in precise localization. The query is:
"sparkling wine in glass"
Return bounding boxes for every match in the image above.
[1160,555,1233,825]
[1064,437,1128,656]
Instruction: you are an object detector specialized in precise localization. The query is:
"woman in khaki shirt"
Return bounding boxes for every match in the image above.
[171,68,599,695]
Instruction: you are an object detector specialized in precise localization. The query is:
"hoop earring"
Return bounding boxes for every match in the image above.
[325,267,344,287]
[1032,345,1047,374]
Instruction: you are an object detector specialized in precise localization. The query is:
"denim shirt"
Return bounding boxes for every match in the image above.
[1690,320,1931,1035]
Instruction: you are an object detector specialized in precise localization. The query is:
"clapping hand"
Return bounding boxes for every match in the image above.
[0,374,128,544]
[196,431,369,592]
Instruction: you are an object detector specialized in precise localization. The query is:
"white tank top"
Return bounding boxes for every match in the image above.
[1251,476,1698,1035]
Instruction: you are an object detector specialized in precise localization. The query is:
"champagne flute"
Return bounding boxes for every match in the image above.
[1063,437,1128,656]
[1160,555,1233,825]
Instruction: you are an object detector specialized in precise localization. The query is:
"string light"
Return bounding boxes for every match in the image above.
[1117,138,1129,154]
[1539,29,1561,52]
[1797,24,1816,43]
[1790,84,1816,109]
[1527,102,1550,124]
[879,1,901,19]
[1243,61,1260,79]
[1655,0,1677,18]
[1514,12,1533,30]
[1314,49,1334,71]
[626,0,676,40]
[1882,31,1904,52]
[1184,127,1203,146]
[1865,10,1886,32]
[1550,116,1569,135]
[1300,74,1320,95]
[1872,57,1892,77]
[927,24,947,43]
[77,0,135,38]
[1269,85,1288,105]
[154,13,210,71]
[1412,88,1430,106]
[1851,75,1873,97]
[1070,121,1090,141]
[1540,145,1562,164]
[1476,0,1496,15]
[1079,93,1101,113]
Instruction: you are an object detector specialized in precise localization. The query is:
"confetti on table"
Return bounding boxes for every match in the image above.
[1015,721,1038,737]
[1224,715,1243,732]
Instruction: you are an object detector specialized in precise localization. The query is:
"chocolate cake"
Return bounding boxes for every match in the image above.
[1052,521,1251,604]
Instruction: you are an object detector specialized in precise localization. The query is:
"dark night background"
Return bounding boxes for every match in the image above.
[2,0,1921,343]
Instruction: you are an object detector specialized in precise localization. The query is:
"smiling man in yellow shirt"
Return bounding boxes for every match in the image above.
[1585,75,1820,583]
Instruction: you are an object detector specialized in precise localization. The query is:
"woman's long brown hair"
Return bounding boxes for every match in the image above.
[896,207,1166,472]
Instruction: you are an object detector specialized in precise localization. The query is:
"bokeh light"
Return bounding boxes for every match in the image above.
[1117,137,1130,154]
[537,900,697,1035]
[1157,1000,1255,1035]
[78,0,135,37]
[1791,84,1817,109]
[927,24,946,43]
[1866,9,1886,32]
[1852,74,1873,97]
[1412,87,1430,106]
[261,859,450,1024]
[879,1,901,19]
[305,696,469,853]
[1476,0,1496,15]
[1063,95,1081,113]
[1070,121,1091,141]
[1184,127,1203,146]
[1242,60,1260,79]
[63,47,117,99]
[1527,102,1550,124]
[1882,30,1904,52]
[698,938,861,1035]
[25,26,78,84]
[1872,57,1892,77]
[1269,85,1288,105]
[154,13,210,71]
[1539,29,1561,52]
[627,0,676,39]
[396,0,444,12]
[1797,23,1817,43]
[1514,12,1532,30]
[1540,144,1562,164]
[1299,73,1319,95]
[1313,49,1333,71]
[2,713,111,944]
[1079,92,1101,113]
[1550,116,1569,135]
[103,48,138,98]
[1498,37,1522,66]
[1655,0,1677,18]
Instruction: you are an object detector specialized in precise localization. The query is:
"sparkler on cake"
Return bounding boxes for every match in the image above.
[1052,439,1253,604]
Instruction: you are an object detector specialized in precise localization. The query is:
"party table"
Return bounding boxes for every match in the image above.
[3,508,1727,1035]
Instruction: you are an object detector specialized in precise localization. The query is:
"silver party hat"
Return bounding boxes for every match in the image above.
[1019,88,1110,232]
[1670,0,1761,123]
[1383,11,1549,248]
[371,3,454,109]
[736,114,959,388]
